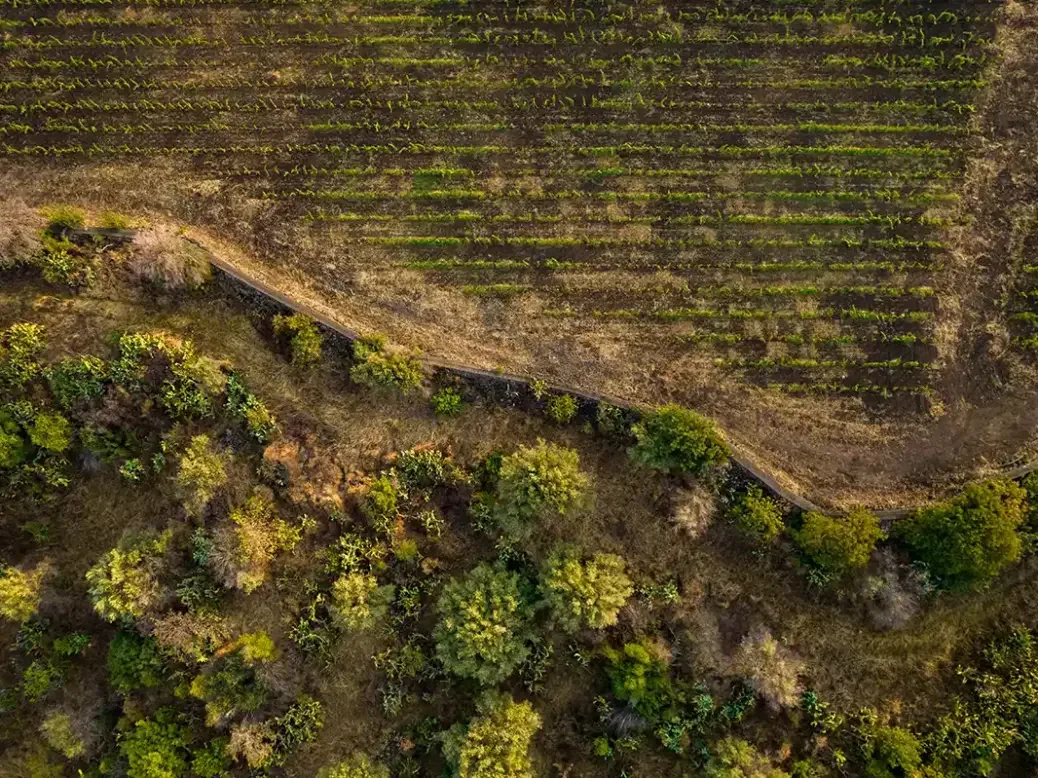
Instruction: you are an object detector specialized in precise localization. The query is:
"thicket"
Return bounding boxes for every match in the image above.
[540,547,633,631]
[350,334,423,393]
[494,440,588,537]
[629,404,728,475]
[441,693,542,778]
[273,313,323,368]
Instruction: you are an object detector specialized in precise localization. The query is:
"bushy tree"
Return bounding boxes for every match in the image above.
[731,486,785,545]
[40,711,86,759]
[86,530,172,623]
[190,653,267,727]
[0,562,47,622]
[107,630,165,693]
[330,573,395,631]
[190,738,232,778]
[211,493,300,593]
[540,547,633,631]
[434,564,536,684]
[794,508,883,576]
[602,641,674,720]
[863,725,922,778]
[734,628,804,712]
[273,313,323,368]
[897,480,1025,590]
[706,737,790,778]
[120,708,191,778]
[442,693,541,778]
[349,335,422,393]
[494,440,589,537]
[629,404,728,475]
[318,753,389,778]
[0,322,46,388]
[28,412,72,453]
[176,434,229,515]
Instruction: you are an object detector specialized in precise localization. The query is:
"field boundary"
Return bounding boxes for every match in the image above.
[69,226,1037,521]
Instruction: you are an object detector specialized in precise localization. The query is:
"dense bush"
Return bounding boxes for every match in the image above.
[330,572,395,631]
[431,387,464,417]
[47,356,107,410]
[396,446,462,492]
[28,412,72,453]
[601,641,675,720]
[225,374,278,444]
[237,631,277,663]
[862,725,922,778]
[546,394,578,424]
[86,530,172,623]
[730,486,785,545]
[34,240,96,288]
[734,628,805,712]
[0,562,46,622]
[360,473,401,533]
[189,653,267,726]
[107,630,165,693]
[434,564,536,684]
[211,493,300,593]
[120,708,191,778]
[40,711,86,759]
[0,322,46,388]
[897,479,1025,591]
[190,738,232,778]
[349,335,423,393]
[273,313,323,368]
[629,404,728,475]
[0,415,28,468]
[442,693,542,778]
[794,508,883,577]
[317,753,390,778]
[494,440,589,537]
[706,737,789,778]
[176,435,229,515]
[540,547,633,632]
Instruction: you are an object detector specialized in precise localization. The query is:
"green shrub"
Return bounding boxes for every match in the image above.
[596,403,629,436]
[731,486,784,545]
[41,206,85,231]
[361,473,401,533]
[40,711,85,759]
[541,547,633,632]
[120,708,191,778]
[602,641,674,720]
[434,564,536,684]
[214,493,300,592]
[28,413,72,454]
[431,387,464,417]
[794,508,883,577]
[100,211,134,229]
[0,421,28,468]
[107,630,164,693]
[21,658,63,703]
[47,357,107,409]
[268,695,323,767]
[494,440,589,537]
[190,738,231,778]
[0,562,46,622]
[190,654,267,727]
[1,322,46,388]
[273,313,323,368]
[85,530,172,623]
[897,480,1025,591]
[225,374,277,443]
[330,572,395,631]
[34,243,96,288]
[441,693,542,778]
[120,458,145,482]
[317,753,390,778]
[629,404,728,475]
[863,725,922,778]
[236,631,277,664]
[546,394,578,424]
[396,446,462,491]
[706,737,789,778]
[350,335,423,393]
[176,434,229,515]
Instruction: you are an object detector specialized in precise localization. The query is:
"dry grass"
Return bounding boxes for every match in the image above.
[0,199,42,268]
[128,225,213,291]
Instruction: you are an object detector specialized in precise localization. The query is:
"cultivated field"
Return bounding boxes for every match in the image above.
[2,0,1037,507]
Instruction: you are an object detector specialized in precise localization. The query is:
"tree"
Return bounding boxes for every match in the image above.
[330,573,395,631]
[864,725,922,778]
[794,507,883,576]
[730,486,784,545]
[629,404,728,475]
[28,412,71,453]
[706,737,790,778]
[86,530,172,623]
[120,708,191,778]
[434,564,536,685]
[273,313,322,368]
[0,561,47,622]
[318,753,389,778]
[349,335,422,393]
[210,493,300,593]
[601,641,675,720]
[540,547,633,631]
[442,693,541,778]
[495,440,589,537]
[107,630,165,693]
[734,628,804,712]
[897,479,1025,590]
[176,434,229,515]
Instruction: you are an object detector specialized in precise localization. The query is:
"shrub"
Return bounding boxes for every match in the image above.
[1,322,46,388]
[318,753,390,778]
[546,394,578,424]
[41,205,85,231]
[153,611,230,664]
[176,435,229,516]
[22,658,64,703]
[349,335,422,393]
[236,631,277,664]
[794,508,883,577]
[190,654,267,727]
[190,738,231,778]
[47,357,107,409]
[0,421,28,468]
[211,493,300,593]
[540,547,633,632]
[431,387,464,417]
[731,486,784,545]
[330,573,395,631]
[40,711,85,759]
[268,695,323,767]
[863,725,922,778]
[86,530,172,623]
[28,413,72,454]
[128,226,211,291]
[360,473,400,533]
[120,708,191,778]
[494,440,589,537]
[897,480,1025,590]
[629,404,728,475]
[227,721,275,769]
[441,693,542,778]
[734,628,804,713]
[602,641,674,720]
[434,564,536,685]
[34,241,96,288]
[225,374,277,444]
[0,562,47,622]
[107,630,165,693]
[273,313,322,368]
[706,737,790,778]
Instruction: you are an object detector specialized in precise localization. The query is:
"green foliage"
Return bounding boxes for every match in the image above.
[629,404,728,475]
[396,446,462,491]
[42,205,85,230]
[21,658,63,702]
[541,547,633,631]
[434,564,536,685]
[731,486,785,545]
[107,630,164,694]
[40,711,85,759]
[34,241,96,287]
[219,493,300,592]
[236,631,277,664]
[190,738,231,778]
[120,708,191,778]
[120,458,145,482]
[176,434,229,515]
[596,402,629,436]
[85,530,171,623]
[350,335,423,393]
[546,394,578,424]
[494,440,589,537]
[862,725,922,778]
[47,356,107,409]
[268,695,323,767]
[898,480,1025,590]
[0,420,28,469]
[794,508,883,577]
[361,473,401,533]
[331,573,395,631]
[317,753,390,778]
[273,313,323,368]
[0,562,46,622]
[706,737,790,778]
[442,693,542,778]
[225,374,278,443]
[1,322,46,388]
[28,413,72,454]
[431,387,464,417]
[602,641,674,720]
[190,654,267,727]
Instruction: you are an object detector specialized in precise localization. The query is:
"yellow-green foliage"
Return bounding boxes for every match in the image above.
[120,708,191,778]
[85,530,171,623]
[863,725,922,778]
[273,313,323,368]
[706,737,790,778]
[546,394,578,424]
[0,322,46,387]
[442,693,542,778]
[495,440,589,536]
[330,572,395,631]
[28,412,72,453]
[176,434,229,515]
[434,564,536,685]
[218,494,300,593]
[0,420,27,468]
[41,205,85,230]
[317,753,390,778]
[40,711,85,760]
[731,486,785,545]
[236,631,277,664]
[190,654,267,727]
[629,404,729,475]
[794,507,883,576]
[541,547,633,631]
[349,334,423,393]
[0,562,46,622]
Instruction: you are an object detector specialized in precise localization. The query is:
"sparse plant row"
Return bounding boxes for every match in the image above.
[543,306,934,323]
[403,256,939,274]
[553,284,936,300]
[717,356,929,370]
[680,331,933,346]
[762,380,932,396]
[351,234,945,249]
